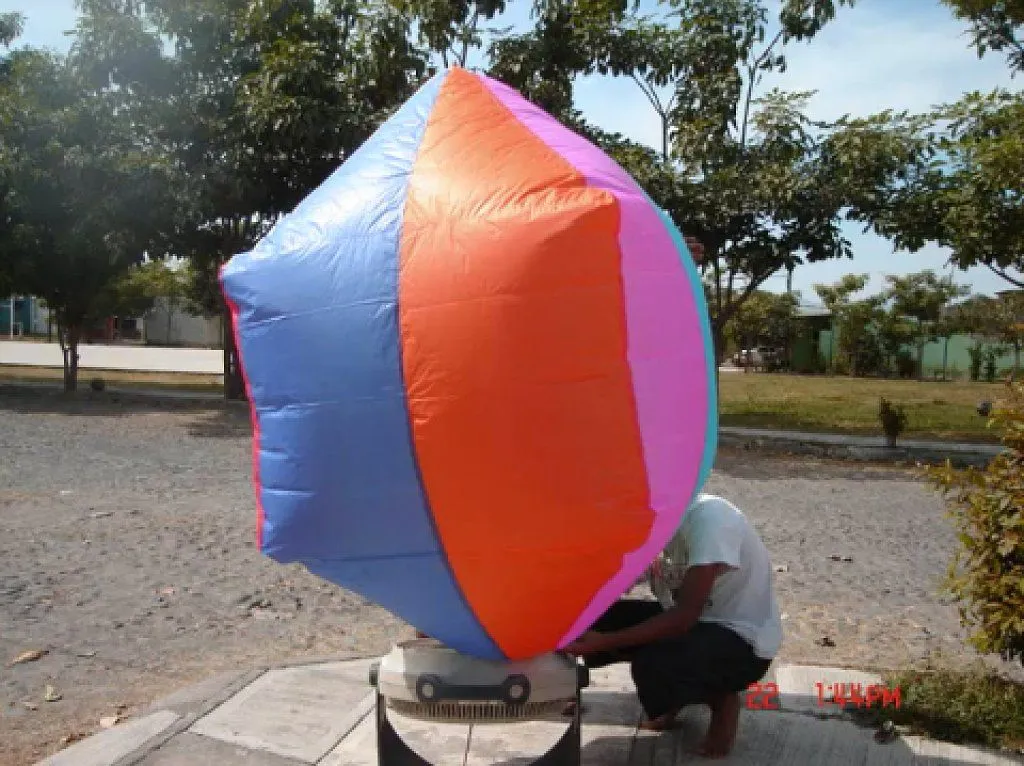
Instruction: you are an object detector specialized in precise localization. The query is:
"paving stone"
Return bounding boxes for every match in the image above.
[144,669,252,718]
[905,734,1023,765]
[774,664,884,717]
[628,709,902,766]
[188,659,375,762]
[140,732,306,765]
[322,703,471,766]
[465,688,640,765]
[35,710,180,766]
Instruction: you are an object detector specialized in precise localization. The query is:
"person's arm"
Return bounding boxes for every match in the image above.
[565,563,728,655]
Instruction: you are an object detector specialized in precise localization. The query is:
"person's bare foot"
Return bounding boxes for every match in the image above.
[697,692,740,758]
[638,708,680,731]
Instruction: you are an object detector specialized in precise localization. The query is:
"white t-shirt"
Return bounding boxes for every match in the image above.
[650,494,783,659]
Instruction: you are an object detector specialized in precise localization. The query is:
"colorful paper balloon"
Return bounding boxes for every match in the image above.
[221,68,717,661]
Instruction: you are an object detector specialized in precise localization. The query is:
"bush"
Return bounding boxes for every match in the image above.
[927,382,1024,666]
[895,351,916,379]
[879,397,908,442]
[856,665,1024,751]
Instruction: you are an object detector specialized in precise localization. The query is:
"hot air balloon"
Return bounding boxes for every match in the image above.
[220,68,717,662]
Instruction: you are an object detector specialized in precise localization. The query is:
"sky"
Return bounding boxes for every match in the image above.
[2,0,1018,301]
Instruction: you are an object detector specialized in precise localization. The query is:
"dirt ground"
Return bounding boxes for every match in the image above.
[0,387,1018,765]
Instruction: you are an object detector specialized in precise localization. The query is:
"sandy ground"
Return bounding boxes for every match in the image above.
[0,388,1018,765]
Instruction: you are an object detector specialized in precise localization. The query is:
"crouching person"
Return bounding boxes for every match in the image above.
[564,494,782,759]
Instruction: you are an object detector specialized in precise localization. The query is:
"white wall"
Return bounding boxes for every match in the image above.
[30,300,50,334]
[0,341,222,373]
[144,298,223,348]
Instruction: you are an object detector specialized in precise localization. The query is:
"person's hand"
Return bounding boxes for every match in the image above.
[563,631,614,657]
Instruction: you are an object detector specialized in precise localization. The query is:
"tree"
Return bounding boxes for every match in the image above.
[725,290,799,366]
[814,274,885,376]
[875,309,918,378]
[883,270,970,378]
[956,292,1024,375]
[488,0,623,121]
[0,12,22,48]
[865,1,1024,289]
[71,0,429,399]
[489,0,929,362]
[103,260,188,321]
[943,0,1024,73]
[994,291,1024,373]
[391,0,507,67]
[0,46,173,391]
[0,11,24,299]
[869,91,1024,291]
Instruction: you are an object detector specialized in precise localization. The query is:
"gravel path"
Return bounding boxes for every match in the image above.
[0,388,1017,764]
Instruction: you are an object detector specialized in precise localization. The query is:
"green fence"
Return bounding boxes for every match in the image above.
[815,328,1018,378]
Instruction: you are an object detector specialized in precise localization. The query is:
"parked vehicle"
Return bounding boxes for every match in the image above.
[733,347,780,369]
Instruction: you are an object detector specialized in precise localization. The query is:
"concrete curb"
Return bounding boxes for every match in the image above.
[37,653,382,766]
[719,426,1003,467]
[119,652,380,766]
[112,667,268,766]
[2,381,1003,466]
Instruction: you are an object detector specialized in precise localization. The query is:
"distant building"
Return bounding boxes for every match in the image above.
[790,304,834,373]
[143,298,223,348]
[2,295,222,348]
[790,303,1019,378]
[1,296,50,336]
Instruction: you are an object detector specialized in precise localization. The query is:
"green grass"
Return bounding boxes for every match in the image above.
[854,666,1024,753]
[719,373,1007,443]
[0,365,1010,443]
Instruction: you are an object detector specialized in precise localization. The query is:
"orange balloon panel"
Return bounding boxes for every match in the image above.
[398,69,653,659]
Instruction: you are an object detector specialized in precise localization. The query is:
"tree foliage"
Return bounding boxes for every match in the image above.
[0,12,23,47]
[954,292,1024,373]
[867,91,1024,290]
[65,0,430,398]
[0,44,174,391]
[865,1,1024,289]
[928,381,1024,666]
[883,270,970,377]
[943,0,1024,73]
[488,0,928,361]
[815,274,882,375]
[392,0,506,66]
[724,290,799,364]
[102,260,188,320]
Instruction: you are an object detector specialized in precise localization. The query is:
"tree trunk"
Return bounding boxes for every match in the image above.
[711,320,727,395]
[60,325,81,393]
[222,303,245,401]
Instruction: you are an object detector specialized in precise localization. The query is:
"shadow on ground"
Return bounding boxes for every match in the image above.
[713,449,917,483]
[186,408,252,439]
[0,383,224,416]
